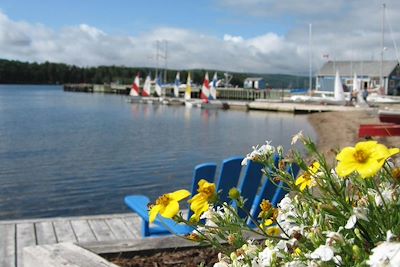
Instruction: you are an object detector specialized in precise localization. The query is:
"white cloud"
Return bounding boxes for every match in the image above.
[223,34,243,43]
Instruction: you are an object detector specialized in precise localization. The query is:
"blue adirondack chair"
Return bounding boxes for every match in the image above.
[124,156,299,237]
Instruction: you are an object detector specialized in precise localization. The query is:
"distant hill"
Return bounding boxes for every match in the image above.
[0,59,311,89]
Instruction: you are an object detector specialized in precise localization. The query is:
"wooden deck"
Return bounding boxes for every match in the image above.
[0,213,142,267]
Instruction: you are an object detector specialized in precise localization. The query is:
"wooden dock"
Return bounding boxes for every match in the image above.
[0,213,142,267]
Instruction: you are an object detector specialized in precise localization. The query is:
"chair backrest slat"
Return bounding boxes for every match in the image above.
[237,161,264,218]
[188,162,217,219]
[216,157,243,204]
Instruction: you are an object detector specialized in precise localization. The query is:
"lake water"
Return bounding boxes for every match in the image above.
[0,85,315,220]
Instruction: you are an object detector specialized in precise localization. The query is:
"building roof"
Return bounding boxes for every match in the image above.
[318,60,398,77]
[244,77,264,81]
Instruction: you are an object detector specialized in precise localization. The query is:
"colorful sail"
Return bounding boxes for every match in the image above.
[155,74,162,97]
[185,73,191,100]
[130,74,140,96]
[209,72,217,100]
[174,72,180,98]
[334,71,345,101]
[142,74,151,97]
[200,72,210,101]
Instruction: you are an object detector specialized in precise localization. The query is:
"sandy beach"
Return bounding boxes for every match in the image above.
[307,107,400,163]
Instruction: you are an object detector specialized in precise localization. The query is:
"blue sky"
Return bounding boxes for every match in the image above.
[1,0,290,38]
[0,0,399,74]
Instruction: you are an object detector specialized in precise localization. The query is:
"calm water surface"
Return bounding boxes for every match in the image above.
[0,85,315,220]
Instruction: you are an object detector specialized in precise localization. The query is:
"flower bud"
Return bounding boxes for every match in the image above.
[352,245,361,259]
[228,187,240,200]
[354,228,363,240]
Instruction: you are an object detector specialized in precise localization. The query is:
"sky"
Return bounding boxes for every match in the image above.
[0,0,399,75]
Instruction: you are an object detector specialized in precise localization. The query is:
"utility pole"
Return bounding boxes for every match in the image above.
[380,3,386,93]
[309,23,313,93]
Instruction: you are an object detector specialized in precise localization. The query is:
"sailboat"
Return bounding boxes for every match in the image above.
[174,72,180,98]
[184,72,201,107]
[184,72,193,107]
[129,74,142,103]
[201,72,227,109]
[141,74,154,104]
[290,71,346,105]
[209,72,217,100]
[142,75,151,97]
[200,72,210,102]
[155,74,163,97]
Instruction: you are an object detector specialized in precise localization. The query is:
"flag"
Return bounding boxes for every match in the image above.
[174,72,180,98]
[130,74,140,96]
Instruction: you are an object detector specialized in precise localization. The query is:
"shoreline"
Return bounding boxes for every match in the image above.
[307,109,400,162]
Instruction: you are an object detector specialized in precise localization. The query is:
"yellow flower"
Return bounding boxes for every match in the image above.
[148,189,190,223]
[188,179,216,221]
[295,162,320,191]
[259,219,274,230]
[294,247,302,256]
[336,141,399,179]
[266,226,281,236]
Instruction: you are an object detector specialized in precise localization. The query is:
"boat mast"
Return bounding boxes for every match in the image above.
[380,3,386,93]
[309,23,312,93]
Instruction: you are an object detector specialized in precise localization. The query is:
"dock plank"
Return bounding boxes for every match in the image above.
[53,221,77,243]
[70,220,97,243]
[0,213,142,267]
[35,221,57,245]
[16,223,36,267]
[105,218,136,240]
[121,216,141,238]
[88,219,116,241]
[0,224,16,267]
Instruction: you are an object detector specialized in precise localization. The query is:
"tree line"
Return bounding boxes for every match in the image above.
[0,59,310,89]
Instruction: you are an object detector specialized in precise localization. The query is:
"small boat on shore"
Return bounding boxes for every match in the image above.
[379,109,400,124]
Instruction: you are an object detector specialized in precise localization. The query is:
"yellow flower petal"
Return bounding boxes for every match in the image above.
[356,159,385,178]
[388,148,400,157]
[160,201,179,219]
[336,147,356,161]
[310,161,320,174]
[149,204,162,223]
[336,160,357,177]
[295,175,305,186]
[299,182,307,192]
[169,189,191,201]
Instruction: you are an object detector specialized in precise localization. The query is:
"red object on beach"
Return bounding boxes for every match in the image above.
[379,110,400,124]
[358,123,400,137]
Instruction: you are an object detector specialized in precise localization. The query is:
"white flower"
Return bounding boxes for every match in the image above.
[310,245,335,262]
[291,131,304,145]
[368,185,395,207]
[242,141,275,165]
[367,241,400,267]
[345,207,369,229]
[284,261,306,267]
[258,247,275,266]
[213,262,229,267]
[387,230,395,242]
[345,214,357,229]
[325,230,344,245]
